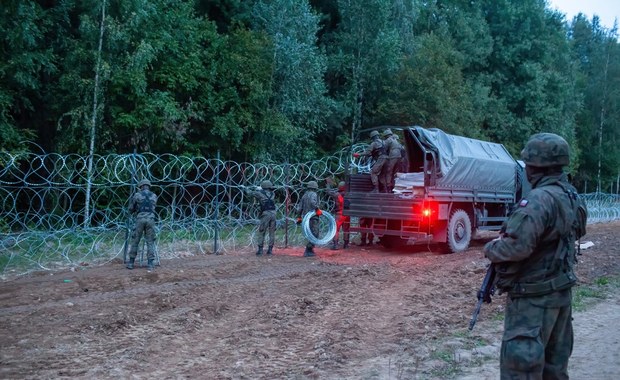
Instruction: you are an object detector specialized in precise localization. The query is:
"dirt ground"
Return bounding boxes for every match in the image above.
[1,221,619,380]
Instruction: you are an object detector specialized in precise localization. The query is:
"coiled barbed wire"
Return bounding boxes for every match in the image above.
[1,148,618,276]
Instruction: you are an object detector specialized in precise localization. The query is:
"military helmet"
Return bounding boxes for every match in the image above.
[138,179,151,187]
[383,128,393,137]
[260,180,274,189]
[521,133,570,168]
[306,180,319,189]
[370,130,380,138]
[338,181,346,191]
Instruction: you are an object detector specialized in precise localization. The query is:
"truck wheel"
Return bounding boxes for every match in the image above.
[445,209,472,253]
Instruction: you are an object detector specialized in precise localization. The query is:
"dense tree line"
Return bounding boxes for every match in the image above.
[1,0,618,191]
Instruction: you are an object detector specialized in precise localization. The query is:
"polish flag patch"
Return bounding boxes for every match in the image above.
[519,199,529,207]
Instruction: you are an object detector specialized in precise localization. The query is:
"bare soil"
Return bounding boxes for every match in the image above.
[1,221,619,380]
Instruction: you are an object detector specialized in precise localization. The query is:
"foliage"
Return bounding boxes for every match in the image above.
[0,0,619,190]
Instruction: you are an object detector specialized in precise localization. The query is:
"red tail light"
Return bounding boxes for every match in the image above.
[414,201,436,219]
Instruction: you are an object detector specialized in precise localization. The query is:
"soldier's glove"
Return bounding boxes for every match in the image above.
[315,208,322,216]
[352,153,360,158]
[296,217,302,225]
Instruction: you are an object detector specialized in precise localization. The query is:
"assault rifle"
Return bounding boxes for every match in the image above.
[468,263,496,330]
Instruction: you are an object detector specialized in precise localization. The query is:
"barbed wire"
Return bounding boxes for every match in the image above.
[1,150,617,276]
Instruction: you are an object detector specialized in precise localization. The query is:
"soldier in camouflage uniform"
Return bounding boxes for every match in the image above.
[382,129,404,192]
[354,130,388,193]
[126,179,158,271]
[245,180,277,256]
[484,133,588,380]
[295,180,321,257]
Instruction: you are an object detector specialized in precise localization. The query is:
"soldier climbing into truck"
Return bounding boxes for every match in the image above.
[346,126,529,253]
[353,130,388,193]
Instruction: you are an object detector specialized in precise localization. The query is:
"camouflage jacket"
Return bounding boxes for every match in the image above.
[363,138,388,159]
[296,190,319,217]
[484,173,587,296]
[129,189,158,219]
[246,188,276,215]
[385,135,403,159]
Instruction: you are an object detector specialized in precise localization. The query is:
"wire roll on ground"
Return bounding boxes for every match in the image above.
[301,210,337,245]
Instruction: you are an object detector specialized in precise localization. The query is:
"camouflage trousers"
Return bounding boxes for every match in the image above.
[257,211,276,247]
[370,157,387,188]
[383,157,401,190]
[306,215,320,249]
[500,289,573,380]
[129,216,156,260]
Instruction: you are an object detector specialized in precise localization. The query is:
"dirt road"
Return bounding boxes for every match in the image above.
[1,221,618,379]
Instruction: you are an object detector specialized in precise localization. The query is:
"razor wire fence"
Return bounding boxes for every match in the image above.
[0,149,618,276]
[0,148,372,276]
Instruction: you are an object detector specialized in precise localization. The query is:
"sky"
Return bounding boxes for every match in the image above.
[547,0,619,29]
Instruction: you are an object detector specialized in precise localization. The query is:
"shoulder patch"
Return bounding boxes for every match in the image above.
[519,199,529,207]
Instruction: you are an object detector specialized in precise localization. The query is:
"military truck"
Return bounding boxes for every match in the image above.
[344,126,529,253]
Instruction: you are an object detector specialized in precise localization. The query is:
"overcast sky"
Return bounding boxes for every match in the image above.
[548,0,619,29]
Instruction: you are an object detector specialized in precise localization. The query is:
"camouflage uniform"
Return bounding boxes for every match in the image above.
[127,179,158,270]
[361,130,388,192]
[327,181,350,250]
[296,181,320,257]
[246,180,277,256]
[383,129,404,192]
[483,133,587,380]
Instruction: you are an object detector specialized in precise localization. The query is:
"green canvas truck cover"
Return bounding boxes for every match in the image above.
[413,127,517,191]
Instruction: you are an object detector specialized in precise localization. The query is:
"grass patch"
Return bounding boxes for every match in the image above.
[573,275,620,312]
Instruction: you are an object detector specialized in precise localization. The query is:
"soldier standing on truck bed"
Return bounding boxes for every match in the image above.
[353,130,388,193]
[483,133,588,379]
[382,128,404,193]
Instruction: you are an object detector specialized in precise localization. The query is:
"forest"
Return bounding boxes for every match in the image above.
[1,0,619,192]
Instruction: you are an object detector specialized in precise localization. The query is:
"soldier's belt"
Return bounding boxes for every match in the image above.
[509,272,577,298]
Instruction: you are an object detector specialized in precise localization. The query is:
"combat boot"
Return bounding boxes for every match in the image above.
[303,247,315,257]
[255,245,263,256]
[371,186,379,193]
[126,258,135,270]
[147,259,154,271]
[331,241,338,250]
[343,241,349,249]
[266,245,273,256]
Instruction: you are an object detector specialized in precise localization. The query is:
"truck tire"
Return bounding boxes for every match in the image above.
[445,209,472,253]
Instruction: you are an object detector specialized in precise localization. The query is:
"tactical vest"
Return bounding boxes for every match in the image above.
[497,181,581,298]
[137,190,155,213]
[259,190,275,212]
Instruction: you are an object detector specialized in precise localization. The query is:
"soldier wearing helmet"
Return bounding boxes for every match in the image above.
[126,178,158,271]
[354,130,389,192]
[484,133,587,379]
[382,129,404,192]
[245,179,277,256]
[294,180,322,257]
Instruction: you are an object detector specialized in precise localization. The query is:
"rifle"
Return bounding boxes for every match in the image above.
[468,263,496,330]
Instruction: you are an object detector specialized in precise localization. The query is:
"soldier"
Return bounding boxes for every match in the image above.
[483,133,588,379]
[245,180,277,256]
[126,179,158,271]
[295,180,321,257]
[353,130,388,193]
[382,129,403,192]
[326,179,350,250]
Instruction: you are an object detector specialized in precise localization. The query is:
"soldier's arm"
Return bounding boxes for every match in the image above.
[484,191,552,263]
